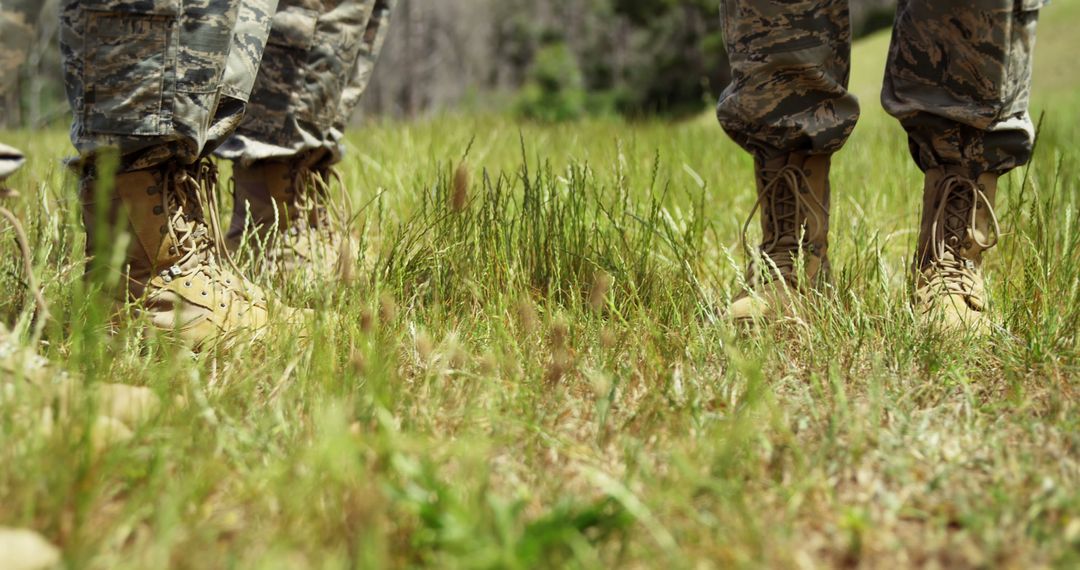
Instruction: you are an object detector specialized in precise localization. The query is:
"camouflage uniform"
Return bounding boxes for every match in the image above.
[216,0,396,168]
[717,0,1046,176]
[60,0,279,172]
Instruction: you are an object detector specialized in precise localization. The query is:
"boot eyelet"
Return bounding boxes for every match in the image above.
[201,291,208,296]
[184,281,191,287]
[153,206,164,215]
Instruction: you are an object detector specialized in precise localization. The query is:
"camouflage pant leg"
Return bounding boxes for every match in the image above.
[216,0,396,167]
[882,0,1046,176]
[61,0,277,172]
[716,0,861,160]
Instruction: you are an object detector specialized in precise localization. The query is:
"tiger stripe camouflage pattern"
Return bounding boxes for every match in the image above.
[217,0,397,168]
[718,0,1046,175]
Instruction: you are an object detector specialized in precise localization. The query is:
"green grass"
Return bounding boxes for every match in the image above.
[2,9,1080,569]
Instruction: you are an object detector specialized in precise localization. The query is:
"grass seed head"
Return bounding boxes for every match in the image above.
[379,293,397,325]
[451,162,470,213]
[448,346,467,371]
[588,271,613,311]
[515,299,538,334]
[349,346,367,375]
[600,327,616,349]
[545,349,571,386]
[415,331,434,363]
[478,351,498,377]
[360,308,374,333]
[336,237,357,284]
[549,317,569,349]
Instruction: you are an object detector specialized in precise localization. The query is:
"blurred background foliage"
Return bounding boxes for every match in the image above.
[0,0,898,128]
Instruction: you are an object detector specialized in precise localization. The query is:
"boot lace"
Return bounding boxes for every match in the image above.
[157,161,259,303]
[741,164,826,285]
[920,174,1001,300]
[274,165,352,266]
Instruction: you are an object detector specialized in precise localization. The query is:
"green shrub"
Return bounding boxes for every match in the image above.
[514,42,587,122]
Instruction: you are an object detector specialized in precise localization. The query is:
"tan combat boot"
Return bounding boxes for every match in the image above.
[731,153,832,322]
[82,162,308,348]
[1,323,161,449]
[913,166,1001,333]
[227,160,353,280]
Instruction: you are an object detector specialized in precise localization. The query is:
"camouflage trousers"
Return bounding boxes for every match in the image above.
[216,0,396,168]
[717,0,1046,175]
[61,0,391,172]
[61,0,280,172]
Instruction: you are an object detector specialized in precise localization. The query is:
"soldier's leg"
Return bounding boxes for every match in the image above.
[717,0,860,160]
[884,0,1045,332]
[61,0,276,172]
[717,0,857,323]
[883,0,1042,176]
[218,0,394,166]
[63,0,313,349]
[218,0,396,280]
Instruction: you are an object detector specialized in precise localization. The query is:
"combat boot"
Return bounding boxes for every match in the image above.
[1,323,161,448]
[82,162,309,348]
[227,160,353,281]
[731,153,831,322]
[913,166,1001,333]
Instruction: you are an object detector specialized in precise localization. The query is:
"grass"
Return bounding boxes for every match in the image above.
[2,9,1080,569]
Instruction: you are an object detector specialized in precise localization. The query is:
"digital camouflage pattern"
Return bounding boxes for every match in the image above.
[718,0,1045,175]
[217,0,396,167]
[61,0,279,172]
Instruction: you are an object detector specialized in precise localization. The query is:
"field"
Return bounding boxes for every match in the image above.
[2,7,1080,569]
